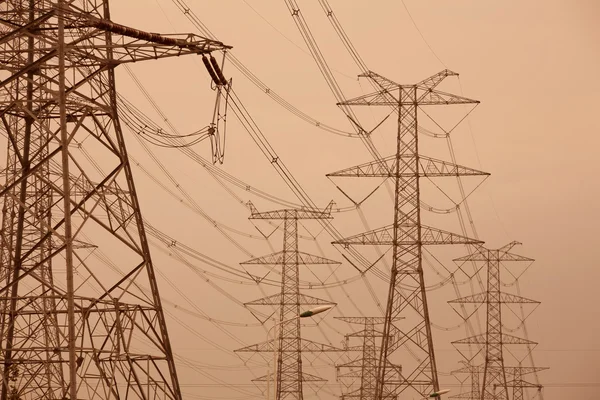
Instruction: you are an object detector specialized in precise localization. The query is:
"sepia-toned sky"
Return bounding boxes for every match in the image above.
[104,1,600,399]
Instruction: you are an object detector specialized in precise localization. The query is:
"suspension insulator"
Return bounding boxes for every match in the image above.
[202,55,220,85]
[210,55,229,86]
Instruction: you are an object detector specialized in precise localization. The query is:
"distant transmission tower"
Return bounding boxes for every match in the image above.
[235,203,341,400]
[335,317,399,400]
[505,363,545,400]
[0,2,229,399]
[449,242,547,400]
[449,361,480,400]
[328,70,486,400]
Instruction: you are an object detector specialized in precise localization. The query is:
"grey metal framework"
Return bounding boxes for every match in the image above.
[235,203,341,400]
[327,70,486,400]
[449,243,546,400]
[0,1,229,399]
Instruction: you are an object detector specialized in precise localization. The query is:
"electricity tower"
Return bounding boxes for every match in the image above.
[328,70,487,400]
[335,317,399,400]
[235,203,341,400]
[0,1,229,399]
[449,242,546,400]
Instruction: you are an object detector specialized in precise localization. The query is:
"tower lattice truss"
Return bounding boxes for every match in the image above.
[327,70,487,400]
[0,1,229,399]
[449,242,547,400]
[235,203,341,400]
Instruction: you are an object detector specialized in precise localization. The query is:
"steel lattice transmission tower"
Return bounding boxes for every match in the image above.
[335,317,399,400]
[0,1,229,399]
[235,203,341,400]
[449,242,546,400]
[327,70,487,400]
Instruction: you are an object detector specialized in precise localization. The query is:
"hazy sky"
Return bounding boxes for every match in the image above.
[103,1,600,399]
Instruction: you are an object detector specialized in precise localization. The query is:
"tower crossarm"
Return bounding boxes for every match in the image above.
[356,69,467,101]
[336,89,399,107]
[1,10,231,90]
[416,69,459,90]
[504,379,542,388]
[343,329,386,339]
[245,293,335,307]
[451,365,548,376]
[251,372,326,383]
[454,247,534,263]
[235,338,342,353]
[333,224,482,246]
[247,201,333,220]
[358,70,400,91]
[449,292,540,304]
[418,155,488,177]
[241,251,340,266]
[335,316,388,325]
[506,366,549,376]
[356,69,459,92]
[326,154,488,178]
[452,333,537,346]
[234,339,277,353]
[81,16,229,52]
[59,21,229,66]
[300,339,344,352]
[338,71,479,107]
[297,373,327,382]
[415,88,479,106]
